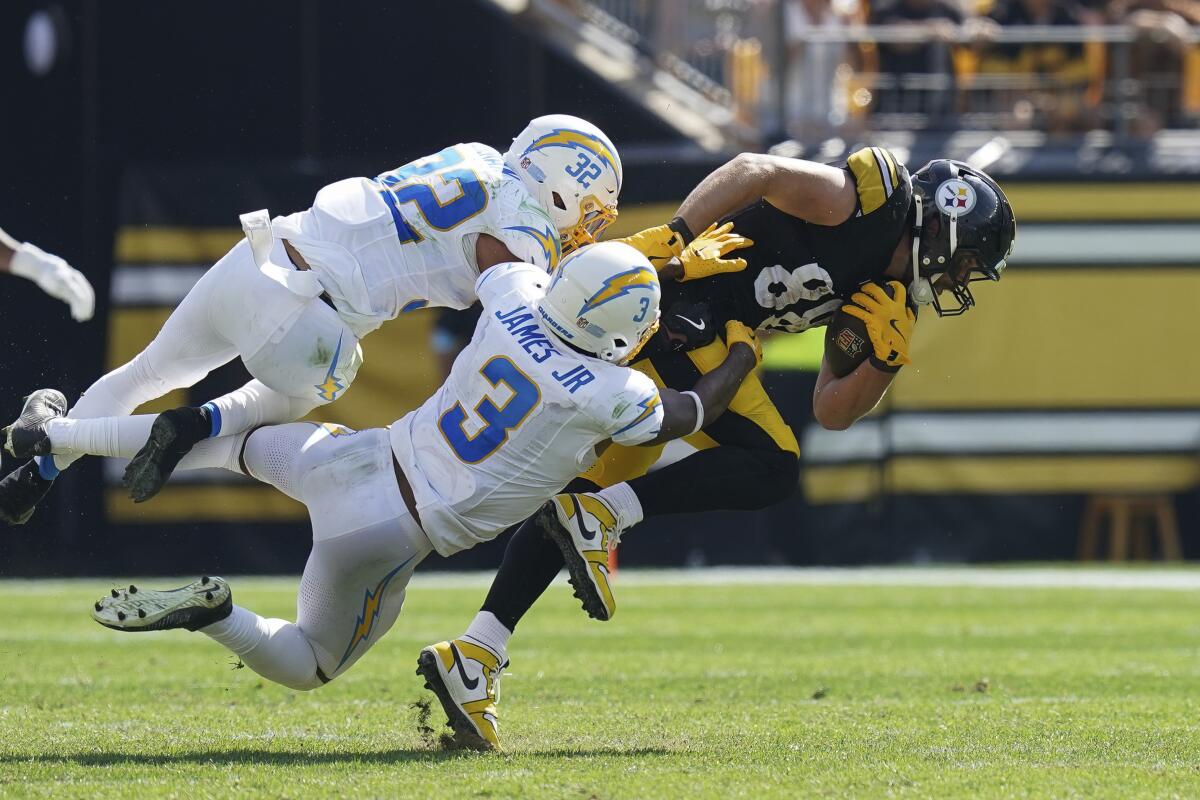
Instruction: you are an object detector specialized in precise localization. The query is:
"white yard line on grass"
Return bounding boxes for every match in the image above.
[407,566,1200,591]
[5,567,1200,594]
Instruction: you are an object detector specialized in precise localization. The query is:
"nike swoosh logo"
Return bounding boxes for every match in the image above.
[888,319,907,342]
[674,314,706,331]
[450,643,480,691]
[570,495,599,544]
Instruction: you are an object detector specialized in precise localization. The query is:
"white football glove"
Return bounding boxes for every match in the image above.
[10,241,95,322]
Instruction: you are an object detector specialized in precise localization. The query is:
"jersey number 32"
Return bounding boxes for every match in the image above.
[377,146,488,244]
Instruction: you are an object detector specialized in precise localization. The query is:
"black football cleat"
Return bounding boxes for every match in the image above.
[91,576,233,632]
[0,460,55,525]
[2,389,68,461]
[122,407,210,503]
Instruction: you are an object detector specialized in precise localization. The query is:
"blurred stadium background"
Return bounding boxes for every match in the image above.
[2,0,1198,577]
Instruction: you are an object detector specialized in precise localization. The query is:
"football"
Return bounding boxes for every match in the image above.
[823,280,902,377]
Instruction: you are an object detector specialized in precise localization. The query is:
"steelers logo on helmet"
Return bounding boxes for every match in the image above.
[936,178,976,215]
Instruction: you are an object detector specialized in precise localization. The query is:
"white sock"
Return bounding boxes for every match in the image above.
[46,416,242,473]
[201,604,268,652]
[594,481,643,530]
[46,416,152,460]
[201,604,323,690]
[462,611,511,661]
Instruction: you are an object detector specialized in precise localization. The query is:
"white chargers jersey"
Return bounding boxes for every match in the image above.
[272,143,561,339]
[389,262,664,556]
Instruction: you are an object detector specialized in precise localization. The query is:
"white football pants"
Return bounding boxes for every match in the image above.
[46,237,362,474]
[49,417,431,689]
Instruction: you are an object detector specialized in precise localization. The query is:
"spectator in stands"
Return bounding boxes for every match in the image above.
[1109,0,1200,133]
[975,0,1104,133]
[868,0,964,124]
[784,0,857,139]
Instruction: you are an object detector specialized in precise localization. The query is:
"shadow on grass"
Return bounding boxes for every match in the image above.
[1,746,670,767]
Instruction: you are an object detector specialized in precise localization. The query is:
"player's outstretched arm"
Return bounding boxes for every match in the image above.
[643,321,760,445]
[675,152,859,233]
[0,226,95,321]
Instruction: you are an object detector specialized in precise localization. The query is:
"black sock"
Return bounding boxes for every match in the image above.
[479,478,604,631]
[479,519,564,632]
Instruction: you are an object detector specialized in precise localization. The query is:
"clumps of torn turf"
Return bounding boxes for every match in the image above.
[951,678,991,694]
[811,687,828,700]
[410,698,468,751]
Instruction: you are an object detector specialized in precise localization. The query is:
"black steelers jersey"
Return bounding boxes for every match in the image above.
[663,146,912,334]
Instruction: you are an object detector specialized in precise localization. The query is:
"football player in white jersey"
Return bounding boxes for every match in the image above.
[0,226,94,322]
[0,114,636,524]
[5,242,761,751]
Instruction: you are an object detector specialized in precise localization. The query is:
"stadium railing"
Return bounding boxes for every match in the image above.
[564,0,1200,145]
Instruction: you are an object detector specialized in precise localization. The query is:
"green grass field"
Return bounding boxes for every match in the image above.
[1,569,1199,798]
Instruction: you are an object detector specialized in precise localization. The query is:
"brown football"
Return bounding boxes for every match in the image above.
[823,280,900,377]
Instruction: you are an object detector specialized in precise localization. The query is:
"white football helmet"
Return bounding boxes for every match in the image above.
[503,114,622,255]
[536,241,660,365]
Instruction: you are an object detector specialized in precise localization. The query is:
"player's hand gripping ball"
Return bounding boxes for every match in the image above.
[825,280,916,376]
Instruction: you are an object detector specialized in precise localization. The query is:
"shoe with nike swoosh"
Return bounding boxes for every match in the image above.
[534,493,622,621]
[416,638,507,751]
[91,576,232,632]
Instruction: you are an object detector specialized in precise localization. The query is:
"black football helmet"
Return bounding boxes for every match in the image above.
[909,159,1016,316]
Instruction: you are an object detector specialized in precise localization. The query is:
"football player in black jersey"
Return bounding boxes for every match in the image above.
[418,148,1015,749]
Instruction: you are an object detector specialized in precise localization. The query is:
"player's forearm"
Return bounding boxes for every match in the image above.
[691,343,757,424]
[675,154,769,233]
[651,344,757,443]
[811,360,897,431]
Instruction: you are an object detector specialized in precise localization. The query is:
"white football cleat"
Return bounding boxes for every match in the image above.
[2,388,67,460]
[91,576,232,632]
[416,638,507,751]
[535,492,622,621]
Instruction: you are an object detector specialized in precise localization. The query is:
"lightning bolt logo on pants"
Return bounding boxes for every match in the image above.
[336,555,417,670]
[315,333,345,402]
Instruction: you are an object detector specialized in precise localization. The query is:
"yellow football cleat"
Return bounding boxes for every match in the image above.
[416,638,507,751]
[535,492,622,621]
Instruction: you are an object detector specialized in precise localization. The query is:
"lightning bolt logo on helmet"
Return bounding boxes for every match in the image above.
[578,266,658,316]
[522,128,621,184]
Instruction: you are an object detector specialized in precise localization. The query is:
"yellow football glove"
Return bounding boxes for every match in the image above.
[724,320,762,366]
[840,280,916,367]
[612,223,686,271]
[678,222,754,282]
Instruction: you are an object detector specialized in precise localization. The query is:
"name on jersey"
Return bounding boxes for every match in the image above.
[495,305,595,394]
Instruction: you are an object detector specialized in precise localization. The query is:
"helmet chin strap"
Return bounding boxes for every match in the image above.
[909,190,935,306]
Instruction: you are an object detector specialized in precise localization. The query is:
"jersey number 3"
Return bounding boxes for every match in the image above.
[377,146,488,244]
[439,357,541,463]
